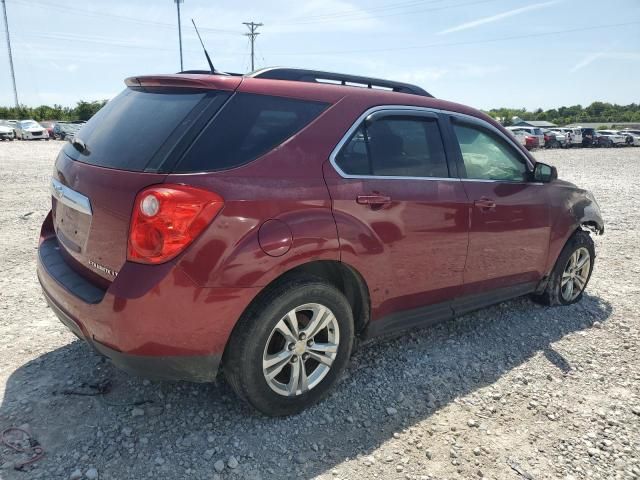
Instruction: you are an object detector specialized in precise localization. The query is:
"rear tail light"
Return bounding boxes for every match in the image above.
[128,184,224,264]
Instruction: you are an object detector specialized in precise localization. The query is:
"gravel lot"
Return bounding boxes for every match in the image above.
[0,141,639,480]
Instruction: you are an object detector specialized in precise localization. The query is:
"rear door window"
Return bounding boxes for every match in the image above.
[335,116,449,178]
[174,93,328,172]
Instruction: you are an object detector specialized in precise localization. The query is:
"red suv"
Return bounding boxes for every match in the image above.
[38,68,604,416]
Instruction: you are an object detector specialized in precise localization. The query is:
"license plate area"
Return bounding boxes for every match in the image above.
[51,178,92,253]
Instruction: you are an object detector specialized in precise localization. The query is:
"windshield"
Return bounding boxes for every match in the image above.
[20,120,40,128]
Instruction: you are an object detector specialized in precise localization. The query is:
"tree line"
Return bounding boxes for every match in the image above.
[486,102,640,126]
[1,100,639,126]
[0,100,108,122]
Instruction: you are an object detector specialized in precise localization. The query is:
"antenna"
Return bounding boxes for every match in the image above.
[191,19,215,74]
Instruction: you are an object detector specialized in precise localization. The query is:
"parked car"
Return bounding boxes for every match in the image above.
[507,126,545,147]
[0,120,15,140]
[579,127,597,147]
[550,128,581,147]
[547,129,567,147]
[616,130,640,146]
[53,122,82,140]
[15,120,49,140]
[596,130,626,147]
[593,132,617,148]
[542,129,559,148]
[39,121,57,139]
[509,128,540,150]
[5,119,18,136]
[37,67,604,416]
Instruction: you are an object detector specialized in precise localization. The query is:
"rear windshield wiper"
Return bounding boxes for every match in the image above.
[70,137,89,155]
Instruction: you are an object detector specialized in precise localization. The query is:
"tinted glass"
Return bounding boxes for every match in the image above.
[336,117,448,178]
[175,93,328,172]
[453,123,528,181]
[63,88,208,171]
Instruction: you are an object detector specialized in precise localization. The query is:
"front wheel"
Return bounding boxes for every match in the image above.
[223,278,354,416]
[532,230,595,306]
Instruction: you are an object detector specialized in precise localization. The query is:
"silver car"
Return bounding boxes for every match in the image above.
[0,120,15,141]
[15,120,49,140]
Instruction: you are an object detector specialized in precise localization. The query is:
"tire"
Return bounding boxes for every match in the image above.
[532,230,595,306]
[223,277,354,416]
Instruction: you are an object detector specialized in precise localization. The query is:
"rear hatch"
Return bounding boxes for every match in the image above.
[51,75,239,284]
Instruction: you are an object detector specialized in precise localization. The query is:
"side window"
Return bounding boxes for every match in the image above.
[335,116,449,178]
[452,122,528,182]
[175,93,328,172]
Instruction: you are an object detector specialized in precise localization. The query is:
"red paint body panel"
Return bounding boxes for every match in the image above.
[125,73,243,91]
[460,181,551,293]
[52,151,167,282]
[323,164,470,320]
[39,212,260,356]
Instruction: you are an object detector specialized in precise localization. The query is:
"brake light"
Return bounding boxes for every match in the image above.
[128,184,224,264]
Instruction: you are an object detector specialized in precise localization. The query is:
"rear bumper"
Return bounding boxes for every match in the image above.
[37,226,260,383]
[41,286,221,382]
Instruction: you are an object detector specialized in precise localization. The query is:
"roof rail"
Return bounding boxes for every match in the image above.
[249,67,433,98]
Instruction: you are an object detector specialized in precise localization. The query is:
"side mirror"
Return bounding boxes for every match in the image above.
[533,162,557,183]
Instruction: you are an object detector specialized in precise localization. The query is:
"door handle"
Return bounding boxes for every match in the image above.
[474,198,496,210]
[356,195,392,206]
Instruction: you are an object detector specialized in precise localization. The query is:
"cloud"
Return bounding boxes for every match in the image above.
[570,51,640,72]
[437,1,559,35]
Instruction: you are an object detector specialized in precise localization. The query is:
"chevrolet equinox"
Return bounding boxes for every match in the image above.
[38,68,604,416]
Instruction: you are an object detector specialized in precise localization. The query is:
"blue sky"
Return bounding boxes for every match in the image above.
[1,0,639,110]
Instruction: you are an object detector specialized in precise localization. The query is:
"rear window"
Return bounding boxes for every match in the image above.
[173,93,328,173]
[63,88,210,171]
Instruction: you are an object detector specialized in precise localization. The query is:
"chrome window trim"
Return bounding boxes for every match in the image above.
[50,178,92,216]
[328,106,458,182]
[443,111,535,171]
[328,105,534,181]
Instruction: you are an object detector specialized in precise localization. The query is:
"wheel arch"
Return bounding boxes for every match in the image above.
[222,260,371,366]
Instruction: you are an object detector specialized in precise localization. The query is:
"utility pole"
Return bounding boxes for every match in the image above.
[175,0,184,71]
[1,0,18,109]
[243,21,263,72]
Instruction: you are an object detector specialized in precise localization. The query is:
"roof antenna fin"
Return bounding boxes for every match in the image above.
[191,19,216,74]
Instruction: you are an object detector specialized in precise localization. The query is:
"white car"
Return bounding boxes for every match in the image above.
[0,120,15,141]
[507,128,528,148]
[15,120,49,140]
[507,126,545,147]
[551,128,582,147]
[597,130,627,147]
[617,130,640,146]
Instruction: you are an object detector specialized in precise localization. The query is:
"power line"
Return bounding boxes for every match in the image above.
[243,21,263,72]
[260,20,640,56]
[10,0,242,35]
[274,0,498,26]
[175,0,184,71]
[1,0,18,108]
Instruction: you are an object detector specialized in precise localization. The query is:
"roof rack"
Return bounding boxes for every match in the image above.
[249,67,433,98]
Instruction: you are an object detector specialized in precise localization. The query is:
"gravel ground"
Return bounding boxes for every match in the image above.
[0,141,639,480]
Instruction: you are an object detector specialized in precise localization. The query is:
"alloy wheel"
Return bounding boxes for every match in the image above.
[262,303,340,397]
[561,247,591,302]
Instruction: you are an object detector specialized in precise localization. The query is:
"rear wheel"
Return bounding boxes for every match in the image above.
[532,230,595,306]
[223,278,354,416]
